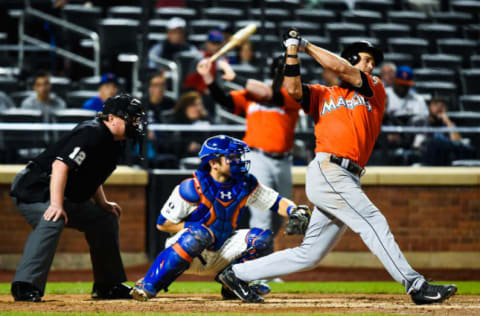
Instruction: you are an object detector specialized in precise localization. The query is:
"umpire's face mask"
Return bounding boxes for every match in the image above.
[124,113,147,140]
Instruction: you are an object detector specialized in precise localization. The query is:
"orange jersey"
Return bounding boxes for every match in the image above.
[230,89,301,153]
[306,73,386,167]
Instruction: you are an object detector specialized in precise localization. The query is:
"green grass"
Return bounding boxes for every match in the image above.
[1,281,479,295]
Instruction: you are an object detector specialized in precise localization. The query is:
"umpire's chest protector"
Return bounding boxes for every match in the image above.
[191,170,258,250]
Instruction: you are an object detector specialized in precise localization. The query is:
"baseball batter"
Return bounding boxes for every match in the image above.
[130,135,310,302]
[196,57,301,234]
[217,31,457,305]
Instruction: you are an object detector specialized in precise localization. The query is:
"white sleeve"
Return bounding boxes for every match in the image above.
[246,183,279,211]
[160,185,198,224]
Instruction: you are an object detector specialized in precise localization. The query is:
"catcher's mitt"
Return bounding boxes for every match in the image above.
[285,205,312,235]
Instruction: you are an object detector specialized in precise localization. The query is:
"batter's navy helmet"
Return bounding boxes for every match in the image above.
[341,41,383,66]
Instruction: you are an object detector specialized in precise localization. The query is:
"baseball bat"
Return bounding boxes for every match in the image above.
[209,24,257,62]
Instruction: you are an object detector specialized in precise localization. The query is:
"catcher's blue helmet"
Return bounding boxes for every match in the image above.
[199,135,250,180]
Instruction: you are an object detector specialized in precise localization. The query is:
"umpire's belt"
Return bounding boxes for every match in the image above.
[251,147,290,160]
[330,154,365,177]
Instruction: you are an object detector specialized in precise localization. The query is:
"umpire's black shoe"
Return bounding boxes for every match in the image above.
[92,283,133,299]
[11,282,42,302]
[410,281,457,305]
[216,266,263,303]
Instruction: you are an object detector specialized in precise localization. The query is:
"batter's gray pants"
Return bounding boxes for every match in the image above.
[11,168,127,295]
[233,153,425,293]
[246,150,292,233]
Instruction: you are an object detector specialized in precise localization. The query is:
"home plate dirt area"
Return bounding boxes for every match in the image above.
[0,293,478,315]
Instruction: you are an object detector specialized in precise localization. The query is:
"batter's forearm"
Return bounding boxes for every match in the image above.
[284,45,303,100]
[50,160,68,207]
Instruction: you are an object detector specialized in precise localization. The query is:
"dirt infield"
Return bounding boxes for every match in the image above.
[0,293,478,315]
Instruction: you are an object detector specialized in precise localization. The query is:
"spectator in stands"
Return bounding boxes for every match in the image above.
[184,29,226,94]
[169,90,210,159]
[386,66,428,125]
[82,73,119,112]
[21,71,66,121]
[380,62,396,87]
[232,41,258,67]
[145,72,175,123]
[148,17,198,68]
[413,97,473,166]
[0,91,14,110]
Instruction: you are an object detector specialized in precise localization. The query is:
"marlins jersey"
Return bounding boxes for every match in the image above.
[305,73,386,167]
[230,89,301,153]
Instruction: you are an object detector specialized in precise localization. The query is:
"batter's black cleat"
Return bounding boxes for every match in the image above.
[11,282,42,302]
[410,281,457,305]
[216,266,264,303]
[92,283,133,299]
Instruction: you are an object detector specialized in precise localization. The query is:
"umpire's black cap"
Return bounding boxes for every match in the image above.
[341,41,383,66]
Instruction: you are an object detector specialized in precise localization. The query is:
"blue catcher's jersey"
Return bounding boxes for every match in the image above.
[182,170,258,250]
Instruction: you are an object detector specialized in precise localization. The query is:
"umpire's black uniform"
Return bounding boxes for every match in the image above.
[10,94,146,302]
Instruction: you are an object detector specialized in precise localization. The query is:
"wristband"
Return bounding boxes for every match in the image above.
[284,64,300,77]
[286,54,298,58]
[232,75,248,87]
[286,205,295,216]
[284,38,299,47]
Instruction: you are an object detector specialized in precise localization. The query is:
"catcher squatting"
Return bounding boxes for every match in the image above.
[131,135,311,301]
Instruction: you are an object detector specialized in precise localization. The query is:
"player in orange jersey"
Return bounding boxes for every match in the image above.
[216,31,457,305]
[197,56,301,235]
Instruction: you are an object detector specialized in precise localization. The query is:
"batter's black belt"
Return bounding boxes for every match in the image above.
[329,154,365,177]
[251,147,290,160]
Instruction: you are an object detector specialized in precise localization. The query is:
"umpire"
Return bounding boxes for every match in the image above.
[10,94,146,302]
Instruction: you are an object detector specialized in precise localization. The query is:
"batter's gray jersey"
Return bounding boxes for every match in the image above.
[233,153,426,294]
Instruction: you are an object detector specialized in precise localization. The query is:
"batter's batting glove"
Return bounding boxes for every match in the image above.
[285,205,312,235]
[283,28,301,49]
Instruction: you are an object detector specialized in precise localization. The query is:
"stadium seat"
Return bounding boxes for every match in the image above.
[370,23,411,47]
[471,55,480,67]
[65,90,99,108]
[0,76,18,94]
[248,34,280,52]
[107,6,142,20]
[341,10,383,26]
[188,34,207,48]
[387,11,428,27]
[155,7,197,22]
[235,20,277,36]
[10,91,35,107]
[431,11,474,25]
[61,4,102,31]
[294,9,337,24]
[463,24,480,41]
[190,20,230,35]
[383,52,414,66]
[97,18,139,55]
[421,54,463,69]
[251,8,289,22]
[460,69,480,94]
[437,38,477,67]
[416,24,458,48]
[326,23,367,40]
[230,64,261,80]
[355,0,395,18]
[388,37,429,56]
[49,77,72,100]
[305,36,335,52]
[451,0,480,13]
[148,19,169,33]
[265,0,301,11]
[459,95,480,112]
[413,68,456,83]
[279,21,321,36]
[203,7,244,21]
[318,0,350,15]
[415,81,458,99]
[218,0,253,9]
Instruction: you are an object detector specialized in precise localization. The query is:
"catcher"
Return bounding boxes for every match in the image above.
[130,135,311,302]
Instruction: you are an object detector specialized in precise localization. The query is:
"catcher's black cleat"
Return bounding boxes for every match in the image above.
[92,283,133,299]
[410,282,457,305]
[11,282,42,302]
[216,266,264,303]
[221,286,238,300]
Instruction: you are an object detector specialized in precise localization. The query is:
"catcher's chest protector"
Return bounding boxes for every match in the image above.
[191,170,257,250]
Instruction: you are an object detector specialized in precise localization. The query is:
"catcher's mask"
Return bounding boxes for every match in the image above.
[100,93,147,140]
[199,135,250,181]
[341,41,383,66]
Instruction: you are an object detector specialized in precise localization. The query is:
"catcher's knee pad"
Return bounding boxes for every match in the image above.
[140,225,213,294]
[235,228,273,263]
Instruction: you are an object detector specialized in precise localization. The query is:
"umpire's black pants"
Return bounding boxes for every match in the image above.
[11,168,127,296]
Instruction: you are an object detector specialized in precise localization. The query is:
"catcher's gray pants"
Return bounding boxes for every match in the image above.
[233,153,425,293]
[246,150,292,233]
[12,168,127,295]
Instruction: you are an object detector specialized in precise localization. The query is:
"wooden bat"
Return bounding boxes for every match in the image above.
[209,24,257,62]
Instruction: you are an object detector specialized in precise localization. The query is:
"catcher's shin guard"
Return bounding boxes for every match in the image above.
[140,225,214,295]
[234,228,273,264]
